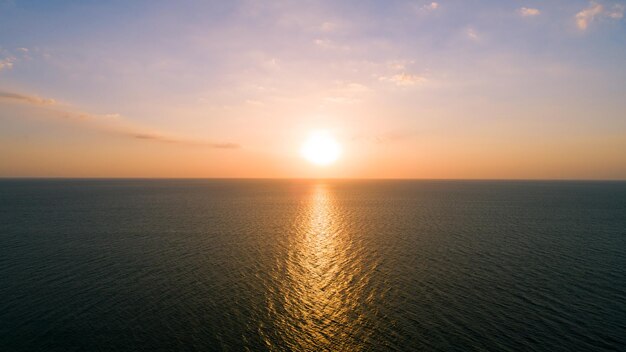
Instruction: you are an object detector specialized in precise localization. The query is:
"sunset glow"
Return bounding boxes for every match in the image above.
[1,1,625,179]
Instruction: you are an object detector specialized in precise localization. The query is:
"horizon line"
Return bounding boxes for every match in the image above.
[1,177,625,182]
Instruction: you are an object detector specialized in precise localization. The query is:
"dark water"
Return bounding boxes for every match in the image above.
[1,179,625,351]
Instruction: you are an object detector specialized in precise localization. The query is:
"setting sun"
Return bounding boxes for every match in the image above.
[301,131,342,166]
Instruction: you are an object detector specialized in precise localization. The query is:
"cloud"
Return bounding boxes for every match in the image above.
[387,60,414,71]
[415,2,438,14]
[518,7,540,17]
[314,38,331,48]
[313,38,349,50]
[128,132,239,148]
[607,4,624,19]
[575,2,623,30]
[0,47,35,71]
[0,57,15,71]
[422,2,438,11]
[465,27,480,41]
[0,90,240,149]
[576,2,604,29]
[0,91,56,105]
[379,73,426,86]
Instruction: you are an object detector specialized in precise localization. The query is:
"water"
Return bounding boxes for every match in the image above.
[1,179,625,351]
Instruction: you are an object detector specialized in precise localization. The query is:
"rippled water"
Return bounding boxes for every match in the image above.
[1,179,625,351]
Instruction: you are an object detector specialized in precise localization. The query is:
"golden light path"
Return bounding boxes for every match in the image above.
[266,183,371,351]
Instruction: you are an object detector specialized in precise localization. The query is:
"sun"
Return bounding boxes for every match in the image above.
[301,130,342,166]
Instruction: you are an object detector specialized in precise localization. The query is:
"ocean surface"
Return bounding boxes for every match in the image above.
[0,179,625,351]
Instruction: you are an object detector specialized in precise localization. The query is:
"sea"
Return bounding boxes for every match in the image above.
[1,179,625,351]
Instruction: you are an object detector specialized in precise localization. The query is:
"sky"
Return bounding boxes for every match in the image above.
[1,0,625,179]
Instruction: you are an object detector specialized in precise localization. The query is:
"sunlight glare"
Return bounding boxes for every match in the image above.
[301,130,342,166]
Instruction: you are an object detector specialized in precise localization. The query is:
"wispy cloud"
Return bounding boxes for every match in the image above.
[387,60,413,71]
[379,73,426,86]
[422,2,439,11]
[0,56,15,71]
[465,27,480,41]
[518,7,540,17]
[575,2,623,30]
[0,90,240,149]
[607,4,625,19]
[0,47,36,71]
[313,38,350,51]
[126,132,239,148]
[0,91,56,104]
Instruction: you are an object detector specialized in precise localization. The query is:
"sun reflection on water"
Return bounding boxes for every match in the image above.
[266,183,370,351]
